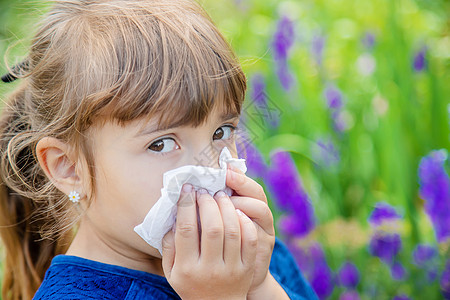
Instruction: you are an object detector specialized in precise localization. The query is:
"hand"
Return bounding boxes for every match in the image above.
[225,164,276,297]
[161,184,258,300]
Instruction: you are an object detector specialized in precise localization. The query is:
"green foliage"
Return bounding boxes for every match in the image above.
[203,0,449,298]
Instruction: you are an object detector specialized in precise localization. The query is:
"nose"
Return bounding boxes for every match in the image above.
[186,142,222,169]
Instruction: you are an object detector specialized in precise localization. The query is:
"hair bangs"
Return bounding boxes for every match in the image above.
[78,0,247,131]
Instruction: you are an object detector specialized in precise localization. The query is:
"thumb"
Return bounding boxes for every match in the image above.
[161,228,175,278]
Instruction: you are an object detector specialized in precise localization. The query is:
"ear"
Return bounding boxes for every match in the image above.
[36,137,84,197]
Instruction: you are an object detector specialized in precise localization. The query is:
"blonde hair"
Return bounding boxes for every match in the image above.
[0,0,247,299]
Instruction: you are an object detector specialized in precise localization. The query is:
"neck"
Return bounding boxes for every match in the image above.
[66,219,164,276]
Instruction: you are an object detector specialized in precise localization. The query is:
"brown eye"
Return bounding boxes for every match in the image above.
[213,125,235,141]
[148,138,178,153]
[214,128,224,140]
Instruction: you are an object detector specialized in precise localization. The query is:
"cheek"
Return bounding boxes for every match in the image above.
[92,159,166,225]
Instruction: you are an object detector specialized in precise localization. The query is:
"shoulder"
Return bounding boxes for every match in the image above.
[269,237,319,300]
[33,255,180,300]
[33,258,132,300]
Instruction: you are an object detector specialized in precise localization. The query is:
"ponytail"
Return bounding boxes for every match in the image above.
[0,85,72,300]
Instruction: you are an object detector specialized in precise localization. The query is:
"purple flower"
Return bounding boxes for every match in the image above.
[278,213,315,237]
[362,31,376,50]
[338,261,360,288]
[323,84,350,133]
[368,203,403,265]
[249,73,280,127]
[390,261,407,281]
[286,240,314,274]
[441,260,450,299]
[265,151,315,237]
[368,202,401,226]
[305,243,335,299]
[251,73,267,106]
[332,110,350,132]
[265,151,306,209]
[314,138,340,168]
[236,137,267,179]
[324,84,343,110]
[339,291,360,300]
[309,244,335,299]
[413,46,427,72]
[275,60,294,90]
[427,267,439,282]
[311,33,325,66]
[412,244,439,283]
[272,16,295,61]
[272,16,295,91]
[311,262,335,299]
[368,232,402,265]
[418,149,450,243]
[393,294,411,300]
[287,241,335,299]
[412,244,437,266]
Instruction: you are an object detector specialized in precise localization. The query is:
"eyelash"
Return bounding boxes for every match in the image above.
[147,124,237,156]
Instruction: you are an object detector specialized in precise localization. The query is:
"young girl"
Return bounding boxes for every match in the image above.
[0,1,318,299]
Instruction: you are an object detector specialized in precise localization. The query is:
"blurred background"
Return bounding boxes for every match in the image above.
[1,0,449,299]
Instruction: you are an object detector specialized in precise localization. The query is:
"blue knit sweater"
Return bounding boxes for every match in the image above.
[33,237,318,299]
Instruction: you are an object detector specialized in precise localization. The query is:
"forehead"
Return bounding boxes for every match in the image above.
[147,96,240,129]
[89,96,240,138]
[137,102,240,134]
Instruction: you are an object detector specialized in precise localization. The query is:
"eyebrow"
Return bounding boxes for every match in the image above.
[135,112,240,137]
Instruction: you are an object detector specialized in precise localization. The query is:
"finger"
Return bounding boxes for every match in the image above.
[230,196,274,236]
[227,163,245,174]
[161,229,175,278]
[197,188,224,262]
[175,184,199,261]
[226,166,267,204]
[237,209,257,266]
[214,190,241,264]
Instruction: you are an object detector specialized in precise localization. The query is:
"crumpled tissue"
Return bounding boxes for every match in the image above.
[134,146,247,255]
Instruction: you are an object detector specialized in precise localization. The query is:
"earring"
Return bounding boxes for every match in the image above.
[68,191,80,203]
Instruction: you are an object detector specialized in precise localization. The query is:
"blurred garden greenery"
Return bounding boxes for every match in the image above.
[1,0,449,299]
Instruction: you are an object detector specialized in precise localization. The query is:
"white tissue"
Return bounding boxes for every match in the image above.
[134,146,247,255]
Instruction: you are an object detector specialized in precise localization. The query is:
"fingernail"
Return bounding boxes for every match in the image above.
[236,208,244,216]
[215,190,226,198]
[182,183,192,193]
[198,188,208,194]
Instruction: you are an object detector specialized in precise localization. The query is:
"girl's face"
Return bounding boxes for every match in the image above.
[75,104,241,271]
